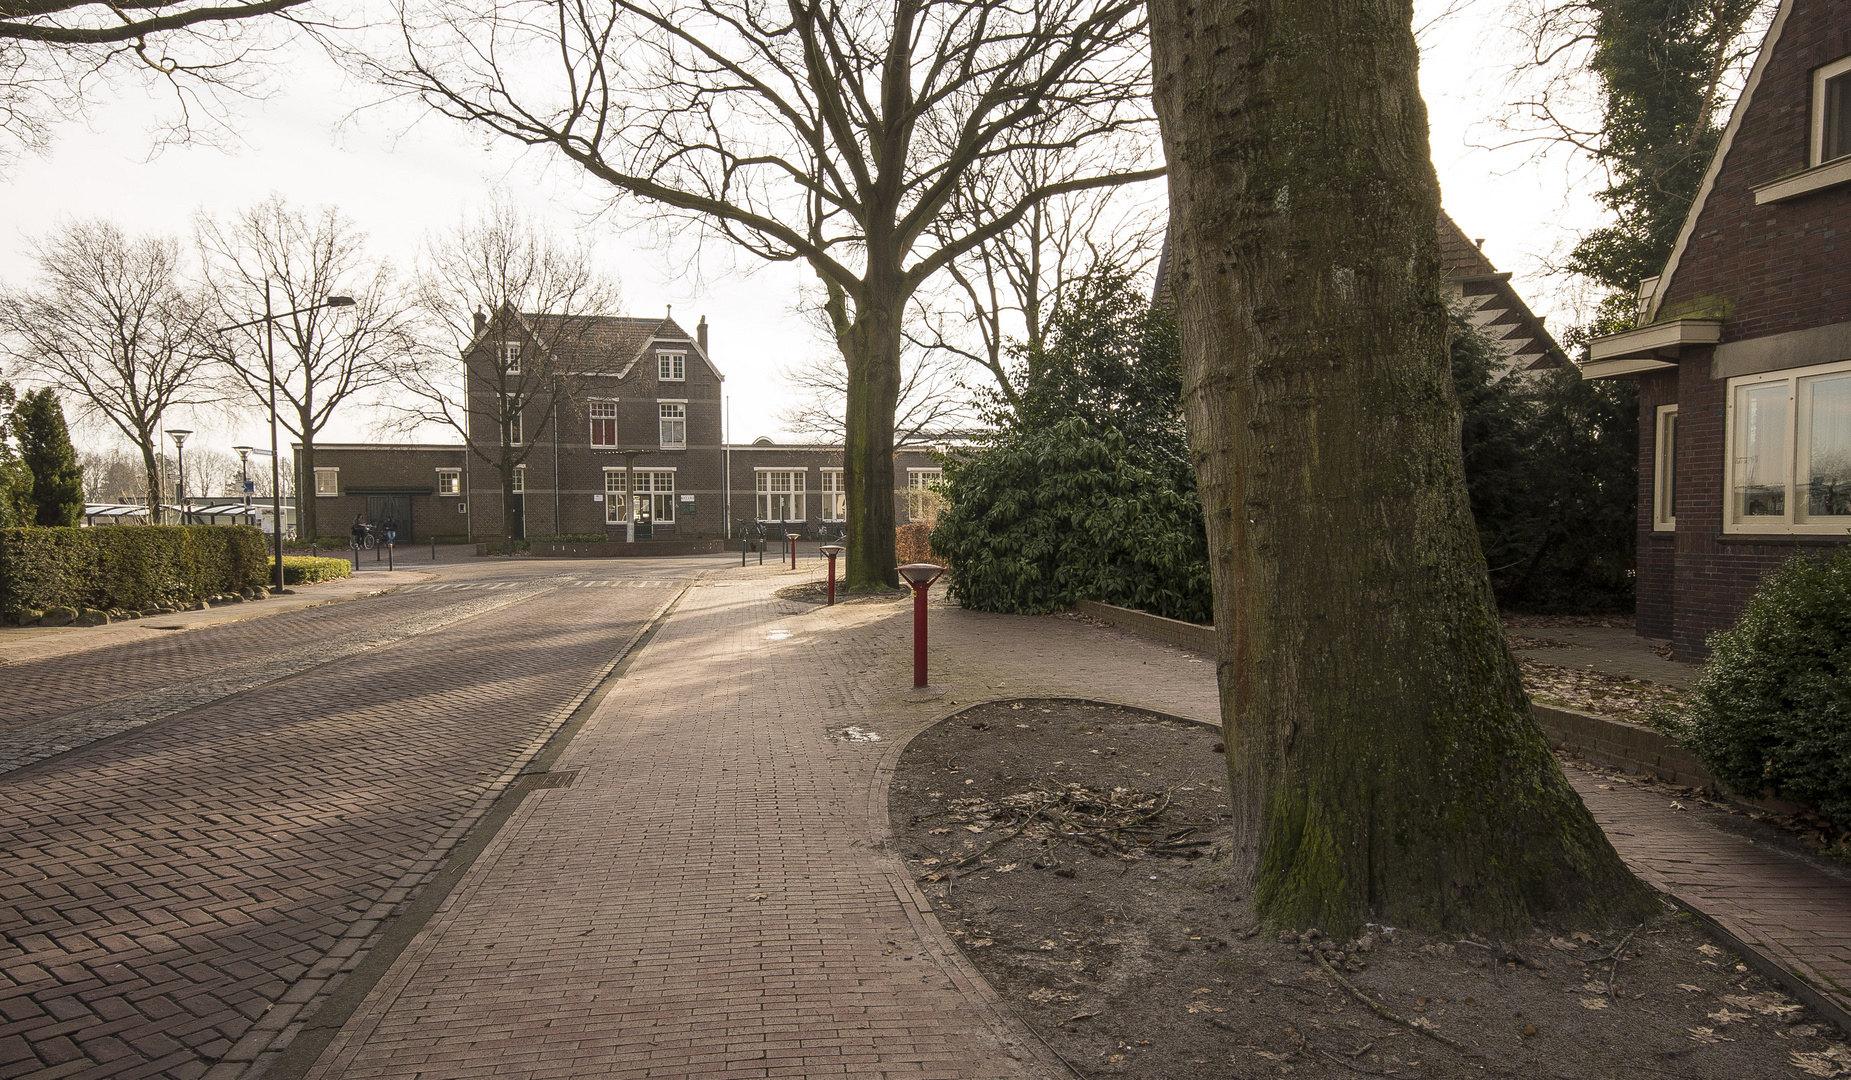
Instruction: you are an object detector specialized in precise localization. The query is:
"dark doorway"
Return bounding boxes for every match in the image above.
[366,495,414,542]
[510,493,525,540]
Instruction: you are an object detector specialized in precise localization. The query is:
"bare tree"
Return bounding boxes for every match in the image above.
[776,334,971,449]
[917,146,1165,410]
[198,194,416,543]
[383,0,1163,588]
[0,219,216,518]
[1151,0,1652,931]
[0,0,335,168]
[390,199,621,549]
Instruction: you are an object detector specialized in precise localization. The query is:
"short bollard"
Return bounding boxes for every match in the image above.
[820,544,844,605]
[311,542,317,559]
[374,542,381,562]
[897,563,947,688]
[431,537,437,561]
[787,533,800,570]
[351,543,359,570]
[387,542,393,571]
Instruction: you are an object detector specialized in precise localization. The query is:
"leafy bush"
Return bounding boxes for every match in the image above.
[930,420,1211,623]
[0,525,267,612]
[1657,549,1851,824]
[275,556,352,585]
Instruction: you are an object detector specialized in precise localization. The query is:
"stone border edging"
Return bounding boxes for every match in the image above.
[1073,600,1214,654]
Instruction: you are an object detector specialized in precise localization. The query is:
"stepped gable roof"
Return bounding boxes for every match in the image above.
[1151,210,1566,373]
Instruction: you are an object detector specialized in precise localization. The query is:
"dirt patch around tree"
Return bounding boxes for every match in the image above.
[886,698,1851,1079]
[774,581,910,605]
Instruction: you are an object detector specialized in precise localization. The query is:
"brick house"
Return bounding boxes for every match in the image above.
[1582,0,1851,658]
[305,310,941,545]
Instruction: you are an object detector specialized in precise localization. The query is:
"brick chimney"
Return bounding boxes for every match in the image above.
[697,315,708,355]
[473,309,488,336]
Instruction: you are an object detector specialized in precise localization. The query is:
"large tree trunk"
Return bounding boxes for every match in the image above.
[1150,0,1652,934]
[838,296,902,591]
[138,438,162,526]
[297,432,318,543]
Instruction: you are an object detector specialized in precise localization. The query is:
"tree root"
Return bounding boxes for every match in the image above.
[1314,952,1474,1056]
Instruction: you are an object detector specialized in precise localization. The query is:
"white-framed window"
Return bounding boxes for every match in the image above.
[1726,360,1851,533]
[589,401,617,448]
[756,469,805,521]
[507,409,522,446]
[658,352,685,381]
[603,469,677,523]
[1653,405,1677,531]
[907,468,943,522]
[437,468,461,496]
[502,341,522,375]
[314,467,339,497]
[604,469,627,524]
[511,465,526,494]
[820,468,846,521]
[1813,54,1851,166]
[659,401,686,449]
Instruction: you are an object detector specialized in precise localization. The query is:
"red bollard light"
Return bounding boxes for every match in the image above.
[897,563,947,688]
[821,544,844,605]
[787,533,800,570]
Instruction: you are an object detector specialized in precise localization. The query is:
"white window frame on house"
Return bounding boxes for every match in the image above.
[1724,359,1851,534]
[820,468,846,521]
[502,341,522,375]
[601,468,677,523]
[511,464,526,494]
[1653,405,1677,532]
[658,351,685,382]
[658,401,686,450]
[1812,54,1851,166]
[436,468,461,496]
[314,467,339,497]
[589,401,618,448]
[507,408,522,446]
[906,468,943,522]
[756,468,805,521]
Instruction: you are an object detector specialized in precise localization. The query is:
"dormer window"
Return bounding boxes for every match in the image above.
[658,352,685,381]
[502,341,522,375]
[1814,55,1851,166]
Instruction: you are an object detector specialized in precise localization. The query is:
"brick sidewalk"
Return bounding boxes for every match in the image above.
[301,565,1851,1077]
[302,569,1217,1080]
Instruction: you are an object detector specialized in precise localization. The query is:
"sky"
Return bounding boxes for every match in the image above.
[0,0,1611,461]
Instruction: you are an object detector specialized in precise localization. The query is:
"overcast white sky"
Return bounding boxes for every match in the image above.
[0,0,1609,460]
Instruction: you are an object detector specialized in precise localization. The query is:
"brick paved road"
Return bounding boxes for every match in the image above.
[0,560,699,1080]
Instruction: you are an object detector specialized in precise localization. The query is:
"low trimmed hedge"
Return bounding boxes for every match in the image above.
[0,525,268,614]
[275,556,353,585]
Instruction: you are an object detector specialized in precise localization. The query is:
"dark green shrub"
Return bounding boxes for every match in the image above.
[275,556,353,584]
[929,420,1211,623]
[1658,549,1851,824]
[0,525,267,612]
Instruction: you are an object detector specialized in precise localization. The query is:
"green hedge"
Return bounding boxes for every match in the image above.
[1656,548,1851,825]
[0,525,268,613]
[275,556,353,585]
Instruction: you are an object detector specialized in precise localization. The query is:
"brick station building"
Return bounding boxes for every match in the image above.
[307,310,941,545]
[1582,0,1851,658]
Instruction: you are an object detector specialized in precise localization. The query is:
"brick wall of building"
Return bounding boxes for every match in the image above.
[1636,369,1678,638]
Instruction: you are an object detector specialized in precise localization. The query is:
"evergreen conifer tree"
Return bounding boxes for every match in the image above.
[0,381,32,527]
[13,388,84,527]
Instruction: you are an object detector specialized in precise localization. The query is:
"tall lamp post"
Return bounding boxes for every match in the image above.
[168,429,192,524]
[232,445,254,526]
[218,288,356,592]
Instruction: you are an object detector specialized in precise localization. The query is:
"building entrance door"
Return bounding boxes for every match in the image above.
[366,495,414,542]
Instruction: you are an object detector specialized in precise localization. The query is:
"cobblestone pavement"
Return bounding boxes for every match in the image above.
[1571,773,1851,1030]
[0,558,701,1080]
[303,566,1218,1080]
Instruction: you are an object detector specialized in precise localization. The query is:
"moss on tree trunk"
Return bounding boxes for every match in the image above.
[1150,0,1654,934]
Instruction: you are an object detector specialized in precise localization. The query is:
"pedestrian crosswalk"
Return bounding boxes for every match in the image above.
[401,579,685,592]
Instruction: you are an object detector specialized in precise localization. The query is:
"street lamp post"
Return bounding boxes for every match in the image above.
[168,430,192,524]
[217,287,356,593]
[897,563,948,688]
[820,544,844,605]
[232,445,253,527]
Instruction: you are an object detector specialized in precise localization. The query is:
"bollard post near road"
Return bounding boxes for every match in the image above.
[787,533,800,570]
[820,544,844,605]
[431,537,437,561]
[387,541,393,571]
[897,563,947,688]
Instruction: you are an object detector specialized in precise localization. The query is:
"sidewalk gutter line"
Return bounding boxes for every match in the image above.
[1662,893,1851,1039]
[244,577,698,1080]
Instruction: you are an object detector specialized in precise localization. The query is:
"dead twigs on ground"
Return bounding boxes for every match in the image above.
[1314,952,1474,1057]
